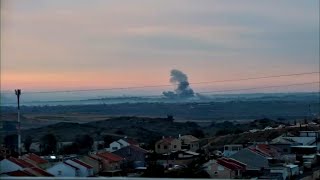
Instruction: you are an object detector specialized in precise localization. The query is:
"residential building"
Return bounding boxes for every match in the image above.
[223,144,243,157]
[46,161,80,177]
[157,150,200,168]
[65,159,94,177]
[272,132,320,151]
[79,155,103,175]
[106,138,139,152]
[0,157,34,173]
[113,145,148,169]
[155,137,181,154]
[202,158,246,179]
[230,144,280,171]
[179,135,200,152]
[95,151,124,172]
[21,153,50,169]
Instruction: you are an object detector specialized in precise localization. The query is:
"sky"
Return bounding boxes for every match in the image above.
[1,0,319,95]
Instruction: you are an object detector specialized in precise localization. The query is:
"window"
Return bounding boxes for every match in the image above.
[174,145,177,148]
[58,171,62,175]
[157,145,160,149]
[283,148,288,152]
[164,145,168,149]
[112,147,118,150]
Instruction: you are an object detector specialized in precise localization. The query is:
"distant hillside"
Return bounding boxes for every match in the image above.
[2,100,319,121]
[8,116,295,146]
[19,116,202,143]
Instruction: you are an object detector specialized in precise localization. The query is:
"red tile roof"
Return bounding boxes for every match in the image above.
[221,158,246,169]
[23,153,48,164]
[157,137,176,145]
[130,145,148,153]
[64,162,79,170]
[72,159,93,169]
[217,158,246,171]
[8,157,34,168]
[4,170,34,177]
[24,167,54,177]
[249,144,280,158]
[96,152,124,162]
[88,154,102,161]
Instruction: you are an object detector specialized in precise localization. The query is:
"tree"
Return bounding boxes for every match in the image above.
[24,135,33,153]
[74,134,94,151]
[4,134,18,151]
[103,135,115,147]
[115,130,125,135]
[60,143,79,155]
[190,129,205,138]
[40,134,57,155]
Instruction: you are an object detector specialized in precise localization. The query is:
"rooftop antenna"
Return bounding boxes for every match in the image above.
[15,89,21,157]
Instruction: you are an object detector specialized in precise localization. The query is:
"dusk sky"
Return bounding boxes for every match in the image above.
[1,0,319,94]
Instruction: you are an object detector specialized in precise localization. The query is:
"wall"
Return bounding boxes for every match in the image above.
[46,163,77,177]
[65,160,93,177]
[0,159,22,173]
[205,161,235,179]
[79,156,101,175]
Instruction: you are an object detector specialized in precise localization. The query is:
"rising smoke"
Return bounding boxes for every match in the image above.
[163,69,195,98]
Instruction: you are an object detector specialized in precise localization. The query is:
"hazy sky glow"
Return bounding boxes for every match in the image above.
[1,0,319,94]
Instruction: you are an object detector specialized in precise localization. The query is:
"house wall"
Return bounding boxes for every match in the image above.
[117,139,130,147]
[170,139,182,152]
[46,163,78,177]
[155,141,170,154]
[155,139,182,154]
[0,159,22,173]
[270,168,289,180]
[100,159,121,171]
[205,162,236,179]
[65,160,93,177]
[223,145,243,157]
[185,142,199,152]
[92,141,104,151]
[107,142,121,152]
[79,156,101,175]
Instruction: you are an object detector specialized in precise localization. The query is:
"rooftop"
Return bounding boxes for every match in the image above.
[22,153,48,164]
[96,152,124,162]
[8,157,34,168]
[71,159,93,169]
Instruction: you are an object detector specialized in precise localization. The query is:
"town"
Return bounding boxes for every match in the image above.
[1,116,320,179]
[1,0,319,179]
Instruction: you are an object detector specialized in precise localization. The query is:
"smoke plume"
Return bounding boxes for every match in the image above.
[163,69,195,98]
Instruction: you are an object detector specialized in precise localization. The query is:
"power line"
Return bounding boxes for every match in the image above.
[198,81,320,94]
[2,71,318,94]
[3,81,319,105]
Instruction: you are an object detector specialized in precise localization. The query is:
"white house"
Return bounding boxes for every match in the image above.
[46,162,80,177]
[0,157,34,173]
[106,138,138,152]
[65,159,94,177]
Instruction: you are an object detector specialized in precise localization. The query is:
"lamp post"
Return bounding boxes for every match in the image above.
[15,89,21,157]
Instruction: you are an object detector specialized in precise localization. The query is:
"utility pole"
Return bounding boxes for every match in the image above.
[15,89,21,157]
